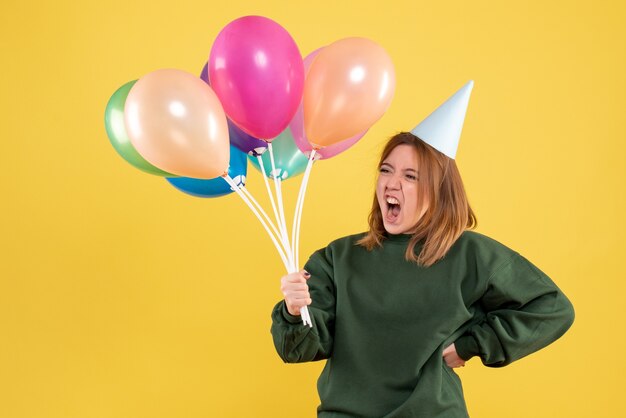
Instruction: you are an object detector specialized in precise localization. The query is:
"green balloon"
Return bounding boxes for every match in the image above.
[104,80,174,177]
[248,128,310,180]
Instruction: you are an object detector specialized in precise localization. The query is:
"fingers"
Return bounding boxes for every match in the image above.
[443,344,467,368]
[280,281,309,298]
[443,354,467,368]
[284,295,312,316]
[281,270,312,316]
[283,290,311,302]
[281,270,309,286]
[449,360,466,368]
[280,271,311,293]
[288,283,309,291]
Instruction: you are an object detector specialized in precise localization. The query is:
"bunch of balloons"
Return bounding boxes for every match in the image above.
[104,15,396,326]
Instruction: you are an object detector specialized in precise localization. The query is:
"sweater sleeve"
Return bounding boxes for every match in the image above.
[454,253,575,367]
[270,248,336,363]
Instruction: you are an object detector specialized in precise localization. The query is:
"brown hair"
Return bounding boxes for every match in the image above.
[356,132,477,267]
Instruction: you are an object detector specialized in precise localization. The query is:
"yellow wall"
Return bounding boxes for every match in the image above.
[2,0,624,416]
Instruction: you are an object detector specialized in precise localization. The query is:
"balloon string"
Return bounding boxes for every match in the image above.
[275,179,292,268]
[222,175,290,270]
[239,186,289,255]
[256,155,286,254]
[294,150,317,270]
[267,143,295,269]
[289,149,317,328]
[289,173,310,327]
[293,180,304,270]
[267,144,311,327]
[277,176,311,327]
[292,152,316,328]
[291,177,303,268]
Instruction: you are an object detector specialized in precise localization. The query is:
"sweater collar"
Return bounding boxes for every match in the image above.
[383,232,425,247]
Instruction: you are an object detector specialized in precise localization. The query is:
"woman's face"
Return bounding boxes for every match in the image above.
[376,144,428,235]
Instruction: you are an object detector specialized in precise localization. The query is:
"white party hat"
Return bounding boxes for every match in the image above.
[410,80,474,159]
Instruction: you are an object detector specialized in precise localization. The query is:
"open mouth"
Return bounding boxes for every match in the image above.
[385,196,401,223]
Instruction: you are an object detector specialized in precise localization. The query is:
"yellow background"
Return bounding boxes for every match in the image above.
[1,0,624,417]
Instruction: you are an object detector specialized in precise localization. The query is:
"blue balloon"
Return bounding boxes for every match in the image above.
[166,145,247,198]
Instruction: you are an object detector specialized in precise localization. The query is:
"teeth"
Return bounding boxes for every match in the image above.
[386,197,399,205]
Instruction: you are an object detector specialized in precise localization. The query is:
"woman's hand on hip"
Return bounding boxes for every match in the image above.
[281,269,312,316]
[443,343,466,368]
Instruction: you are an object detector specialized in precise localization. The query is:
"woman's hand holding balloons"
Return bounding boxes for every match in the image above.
[281,270,312,316]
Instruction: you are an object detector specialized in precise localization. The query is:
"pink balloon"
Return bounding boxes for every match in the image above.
[209,16,304,141]
[290,49,367,160]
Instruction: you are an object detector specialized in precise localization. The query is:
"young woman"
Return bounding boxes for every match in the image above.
[270,85,575,418]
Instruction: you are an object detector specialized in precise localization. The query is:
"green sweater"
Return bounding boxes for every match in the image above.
[270,231,575,417]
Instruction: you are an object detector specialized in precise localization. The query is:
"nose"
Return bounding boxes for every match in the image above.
[386,172,402,190]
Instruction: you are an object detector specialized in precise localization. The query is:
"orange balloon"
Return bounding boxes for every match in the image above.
[303,38,396,148]
[125,69,229,179]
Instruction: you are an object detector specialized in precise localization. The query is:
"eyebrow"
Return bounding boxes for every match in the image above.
[380,162,418,173]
